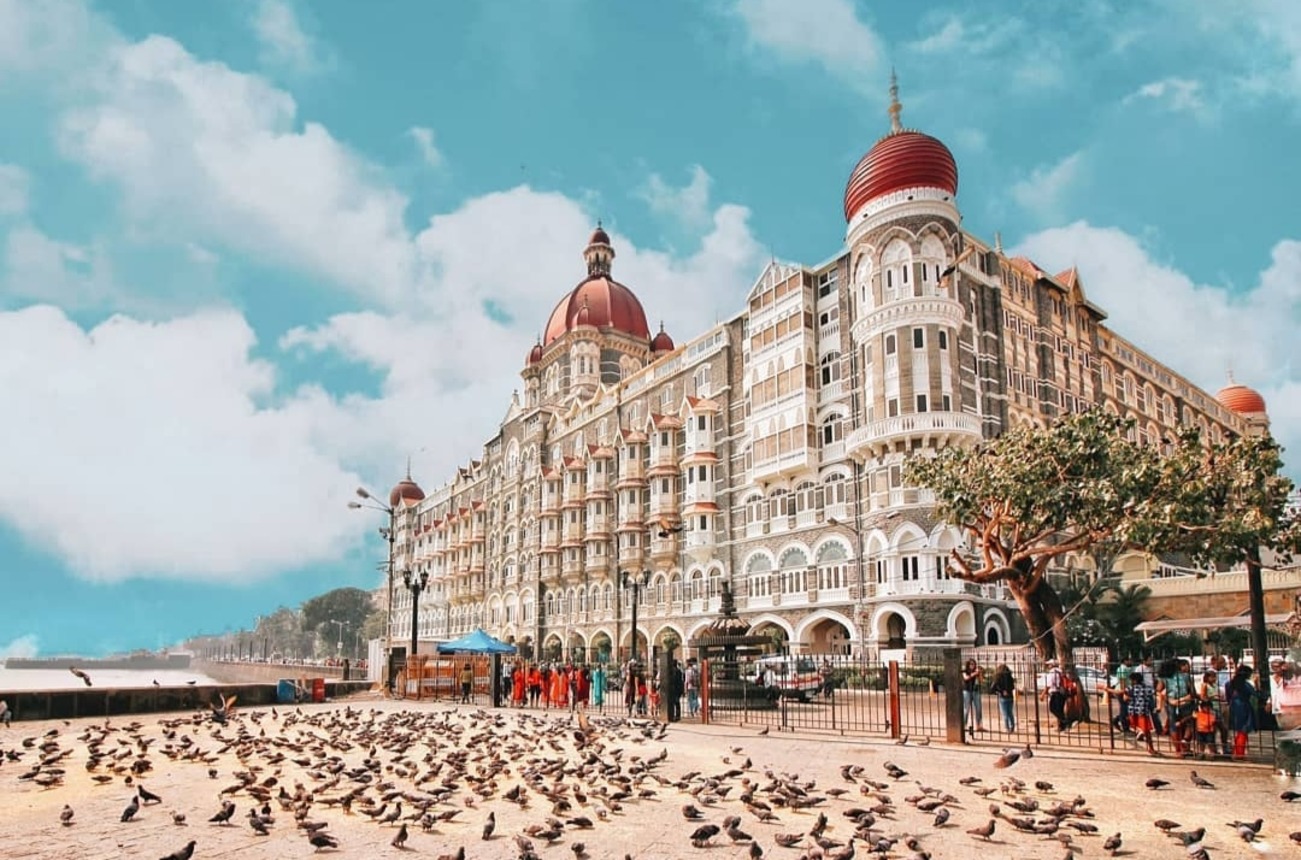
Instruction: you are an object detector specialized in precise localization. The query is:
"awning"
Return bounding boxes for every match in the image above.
[1135,613,1295,642]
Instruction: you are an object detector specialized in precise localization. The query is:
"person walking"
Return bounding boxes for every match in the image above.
[990,663,1016,733]
[1226,664,1259,760]
[458,662,473,704]
[591,664,605,713]
[962,659,985,733]
[684,659,700,718]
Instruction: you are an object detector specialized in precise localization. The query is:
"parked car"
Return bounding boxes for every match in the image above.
[752,655,824,702]
[1034,665,1115,696]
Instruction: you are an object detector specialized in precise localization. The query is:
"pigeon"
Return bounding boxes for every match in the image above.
[775,833,804,847]
[59,804,74,826]
[69,666,93,687]
[392,822,409,849]
[138,784,162,804]
[308,831,339,852]
[209,801,235,825]
[482,810,496,840]
[682,804,705,820]
[993,750,1020,769]
[172,812,187,826]
[1189,770,1215,789]
[1227,818,1263,835]
[1280,790,1300,801]
[121,795,140,822]
[158,840,196,860]
[967,819,996,841]
[690,823,721,847]
[933,807,950,827]
[758,727,769,735]
[1154,820,1181,832]
[1145,778,1170,789]
[1104,832,1122,855]
[1289,831,1301,844]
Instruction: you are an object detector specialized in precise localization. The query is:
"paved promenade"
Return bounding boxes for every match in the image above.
[1,694,1295,859]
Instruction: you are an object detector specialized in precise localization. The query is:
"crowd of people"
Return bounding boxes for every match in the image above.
[497,656,703,719]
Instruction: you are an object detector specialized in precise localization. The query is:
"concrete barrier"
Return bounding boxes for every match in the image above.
[192,660,349,684]
[0,680,372,722]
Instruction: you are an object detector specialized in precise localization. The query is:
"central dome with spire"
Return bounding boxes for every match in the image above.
[843,72,959,222]
[543,226,651,347]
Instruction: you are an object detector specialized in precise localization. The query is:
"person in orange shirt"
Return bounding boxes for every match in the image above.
[551,665,569,708]
[511,664,526,707]
[1193,699,1222,758]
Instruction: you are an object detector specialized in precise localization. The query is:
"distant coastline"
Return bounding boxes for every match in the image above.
[3,651,192,671]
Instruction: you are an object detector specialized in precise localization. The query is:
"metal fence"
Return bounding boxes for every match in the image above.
[696,649,1279,764]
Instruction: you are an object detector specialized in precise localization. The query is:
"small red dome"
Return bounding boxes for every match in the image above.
[1216,383,1267,415]
[843,130,958,221]
[389,478,425,508]
[588,225,611,246]
[527,342,543,365]
[651,326,674,352]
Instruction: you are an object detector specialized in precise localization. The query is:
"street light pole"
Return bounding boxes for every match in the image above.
[622,569,650,665]
[349,488,397,691]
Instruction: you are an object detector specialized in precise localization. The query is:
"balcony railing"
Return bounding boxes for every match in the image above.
[845,411,981,459]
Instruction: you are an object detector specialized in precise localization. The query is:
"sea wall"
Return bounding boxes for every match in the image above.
[192,660,349,684]
[0,680,372,723]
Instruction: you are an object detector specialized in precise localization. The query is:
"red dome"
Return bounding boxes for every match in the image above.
[843,130,958,221]
[1216,383,1267,415]
[527,342,543,365]
[651,326,674,352]
[544,278,649,346]
[588,225,611,246]
[389,478,425,508]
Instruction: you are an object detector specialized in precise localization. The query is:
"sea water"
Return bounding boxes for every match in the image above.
[0,667,217,692]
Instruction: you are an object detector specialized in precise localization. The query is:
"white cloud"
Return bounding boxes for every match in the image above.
[1013,223,1301,476]
[638,165,714,231]
[56,34,420,306]
[3,225,113,307]
[1123,77,1208,118]
[1010,152,1084,222]
[0,13,767,584]
[730,0,882,90]
[0,0,119,78]
[0,164,30,216]
[251,0,326,75]
[407,126,444,169]
[0,633,39,659]
[910,15,1022,55]
[0,306,367,583]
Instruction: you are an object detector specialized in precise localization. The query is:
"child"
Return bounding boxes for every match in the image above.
[1193,699,1221,758]
[1126,669,1158,755]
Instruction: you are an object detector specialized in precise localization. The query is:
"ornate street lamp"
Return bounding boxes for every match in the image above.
[402,569,430,663]
[622,568,651,665]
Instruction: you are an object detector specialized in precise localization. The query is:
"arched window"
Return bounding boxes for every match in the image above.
[854,254,874,313]
[882,239,911,302]
[821,413,844,446]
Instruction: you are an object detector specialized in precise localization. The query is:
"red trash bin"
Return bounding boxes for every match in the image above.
[311,678,326,703]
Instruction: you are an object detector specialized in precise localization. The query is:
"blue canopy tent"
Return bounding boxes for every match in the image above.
[436,628,517,655]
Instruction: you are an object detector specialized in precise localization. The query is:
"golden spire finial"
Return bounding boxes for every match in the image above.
[888,67,903,133]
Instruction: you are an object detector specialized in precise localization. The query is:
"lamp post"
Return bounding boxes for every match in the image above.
[349,488,397,690]
[328,619,347,657]
[622,569,650,666]
[402,569,430,663]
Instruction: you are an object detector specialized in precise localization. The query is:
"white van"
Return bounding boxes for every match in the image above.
[753,655,824,702]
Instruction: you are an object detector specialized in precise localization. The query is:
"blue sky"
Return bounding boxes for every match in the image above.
[1,0,1298,657]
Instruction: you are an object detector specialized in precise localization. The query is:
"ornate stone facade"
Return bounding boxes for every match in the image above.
[384,84,1266,665]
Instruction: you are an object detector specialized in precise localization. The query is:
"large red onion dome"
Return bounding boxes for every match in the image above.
[1216,381,1267,415]
[527,341,543,365]
[543,226,651,347]
[389,476,425,508]
[843,73,958,222]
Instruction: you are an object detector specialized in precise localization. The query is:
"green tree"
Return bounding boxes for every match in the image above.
[1139,427,1301,706]
[907,410,1165,662]
[1096,582,1151,660]
[300,587,373,647]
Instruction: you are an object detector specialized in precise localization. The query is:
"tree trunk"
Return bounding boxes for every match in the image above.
[1008,575,1073,664]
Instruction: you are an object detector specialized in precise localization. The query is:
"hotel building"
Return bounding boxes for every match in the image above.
[379,79,1271,665]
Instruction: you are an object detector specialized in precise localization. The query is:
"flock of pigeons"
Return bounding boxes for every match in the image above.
[1,695,1299,859]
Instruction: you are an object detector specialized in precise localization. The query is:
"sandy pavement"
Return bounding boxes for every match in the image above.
[1,694,1297,860]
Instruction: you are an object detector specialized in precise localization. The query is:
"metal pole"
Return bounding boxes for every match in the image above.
[410,576,421,660]
[385,506,396,691]
[630,579,640,665]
